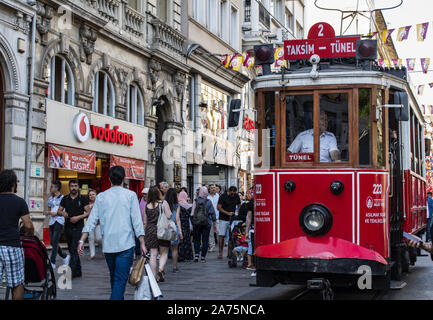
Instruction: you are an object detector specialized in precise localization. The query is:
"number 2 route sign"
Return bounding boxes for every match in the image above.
[284,22,360,60]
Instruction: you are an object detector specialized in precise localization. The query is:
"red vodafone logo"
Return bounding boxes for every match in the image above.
[73,112,90,142]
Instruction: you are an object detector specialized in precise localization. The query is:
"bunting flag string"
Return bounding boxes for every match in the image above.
[363,21,431,42]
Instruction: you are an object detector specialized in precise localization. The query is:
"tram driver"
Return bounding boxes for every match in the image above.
[287,111,340,162]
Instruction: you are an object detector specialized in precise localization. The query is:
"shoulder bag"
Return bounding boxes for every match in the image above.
[156,201,178,241]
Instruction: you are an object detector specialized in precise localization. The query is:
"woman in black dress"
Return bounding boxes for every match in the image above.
[177,190,193,261]
[143,186,172,282]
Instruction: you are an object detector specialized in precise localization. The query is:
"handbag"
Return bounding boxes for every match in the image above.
[128,255,146,286]
[157,201,178,242]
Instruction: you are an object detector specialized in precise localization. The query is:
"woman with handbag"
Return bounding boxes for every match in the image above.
[178,190,193,262]
[143,186,172,282]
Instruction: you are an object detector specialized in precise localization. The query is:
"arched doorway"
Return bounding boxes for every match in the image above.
[0,66,4,170]
[155,96,170,185]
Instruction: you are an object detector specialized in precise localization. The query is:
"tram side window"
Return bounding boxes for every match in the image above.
[319,93,349,162]
[264,92,275,167]
[377,90,384,167]
[359,89,371,165]
[285,94,314,162]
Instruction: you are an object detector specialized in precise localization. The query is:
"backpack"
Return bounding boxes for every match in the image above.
[192,200,208,226]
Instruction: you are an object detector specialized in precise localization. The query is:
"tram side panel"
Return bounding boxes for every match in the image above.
[357,172,390,260]
[276,171,354,244]
[403,171,426,235]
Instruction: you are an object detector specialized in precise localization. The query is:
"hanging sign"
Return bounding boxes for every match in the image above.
[48,144,96,174]
[284,22,360,60]
[110,155,145,181]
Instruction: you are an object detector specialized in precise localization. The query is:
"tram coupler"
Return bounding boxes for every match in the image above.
[307,278,334,300]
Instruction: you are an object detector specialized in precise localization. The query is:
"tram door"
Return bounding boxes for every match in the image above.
[388,99,407,278]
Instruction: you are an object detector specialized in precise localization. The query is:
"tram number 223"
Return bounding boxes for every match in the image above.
[372,184,383,195]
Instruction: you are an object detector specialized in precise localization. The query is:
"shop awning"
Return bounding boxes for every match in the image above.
[48,144,96,174]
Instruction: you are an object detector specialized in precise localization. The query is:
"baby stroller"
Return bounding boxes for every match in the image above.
[227,220,248,268]
[4,234,56,300]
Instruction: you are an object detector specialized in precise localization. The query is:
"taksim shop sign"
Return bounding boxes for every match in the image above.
[73,112,134,146]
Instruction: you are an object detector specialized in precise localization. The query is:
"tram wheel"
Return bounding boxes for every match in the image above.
[401,248,410,273]
[408,246,417,265]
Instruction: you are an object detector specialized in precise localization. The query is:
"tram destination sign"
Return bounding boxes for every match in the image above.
[284,22,360,60]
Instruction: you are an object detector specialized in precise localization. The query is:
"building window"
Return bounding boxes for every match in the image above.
[230,6,239,49]
[285,8,293,31]
[158,0,168,23]
[127,83,145,125]
[220,0,229,41]
[244,0,251,22]
[92,71,115,117]
[258,2,270,29]
[48,55,75,105]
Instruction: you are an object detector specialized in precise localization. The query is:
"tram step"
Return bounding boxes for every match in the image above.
[390,280,407,290]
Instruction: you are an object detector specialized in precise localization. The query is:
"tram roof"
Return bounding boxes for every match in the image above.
[252,64,425,122]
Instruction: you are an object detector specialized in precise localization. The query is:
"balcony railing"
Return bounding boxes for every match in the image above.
[258,2,270,29]
[150,18,186,57]
[124,6,145,37]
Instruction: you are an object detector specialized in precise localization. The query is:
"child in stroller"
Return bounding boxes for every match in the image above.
[228,221,248,268]
[4,226,56,300]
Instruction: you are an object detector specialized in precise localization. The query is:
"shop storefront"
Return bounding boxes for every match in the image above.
[202,133,234,190]
[45,100,148,197]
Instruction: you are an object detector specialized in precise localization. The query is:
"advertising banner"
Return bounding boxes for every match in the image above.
[110,155,145,181]
[48,144,96,174]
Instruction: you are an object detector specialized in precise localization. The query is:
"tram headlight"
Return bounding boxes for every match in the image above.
[299,204,333,236]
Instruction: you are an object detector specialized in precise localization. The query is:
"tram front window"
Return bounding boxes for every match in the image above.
[285,95,314,162]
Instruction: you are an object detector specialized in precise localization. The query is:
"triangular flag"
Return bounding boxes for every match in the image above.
[230,54,243,71]
[246,57,255,69]
[430,105,433,114]
[225,54,233,68]
[366,31,378,38]
[429,83,433,88]
[397,26,411,41]
[417,22,429,41]
[392,59,402,68]
[421,58,430,73]
[418,85,425,95]
[406,58,416,71]
[382,29,394,43]
[422,105,426,114]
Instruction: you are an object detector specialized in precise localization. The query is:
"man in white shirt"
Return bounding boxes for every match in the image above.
[207,184,220,252]
[45,180,69,269]
[287,111,340,162]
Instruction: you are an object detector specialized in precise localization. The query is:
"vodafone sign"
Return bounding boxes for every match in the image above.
[46,100,148,161]
[72,112,134,146]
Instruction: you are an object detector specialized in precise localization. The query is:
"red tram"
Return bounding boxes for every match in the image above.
[253,34,427,290]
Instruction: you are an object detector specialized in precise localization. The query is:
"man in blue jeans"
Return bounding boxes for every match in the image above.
[78,166,146,300]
